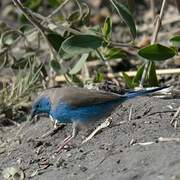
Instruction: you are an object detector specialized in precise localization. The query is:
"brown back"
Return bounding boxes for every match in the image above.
[39,86,121,108]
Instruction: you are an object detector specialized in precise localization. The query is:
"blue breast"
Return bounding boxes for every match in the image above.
[50,100,121,123]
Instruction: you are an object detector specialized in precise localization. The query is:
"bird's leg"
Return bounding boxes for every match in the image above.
[82,117,112,144]
[55,122,79,152]
[53,119,58,128]
[41,119,65,138]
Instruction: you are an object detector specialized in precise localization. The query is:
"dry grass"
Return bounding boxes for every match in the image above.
[0,60,42,116]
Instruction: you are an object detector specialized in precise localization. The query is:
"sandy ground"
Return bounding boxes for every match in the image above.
[1,96,180,180]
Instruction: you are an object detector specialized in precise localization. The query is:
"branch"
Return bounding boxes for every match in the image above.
[151,0,166,44]
[11,0,61,87]
[12,0,48,33]
[139,0,167,88]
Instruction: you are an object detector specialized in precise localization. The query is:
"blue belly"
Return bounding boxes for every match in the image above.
[50,101,120,123]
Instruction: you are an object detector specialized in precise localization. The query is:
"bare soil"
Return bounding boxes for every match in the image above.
[1,96,180,180]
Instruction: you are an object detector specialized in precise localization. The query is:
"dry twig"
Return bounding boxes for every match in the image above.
[170,106,180,128]
[82,118,112,144]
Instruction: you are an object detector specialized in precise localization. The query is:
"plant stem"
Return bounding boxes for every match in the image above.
[150,0,155,19]
[175,0,180,14]
[110,41,139,49]
[11,0,60,87]
[47,0,72,18]
[139,0,167,88]
[96,49,119,85]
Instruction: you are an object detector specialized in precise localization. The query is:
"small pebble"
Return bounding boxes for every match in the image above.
[117,159,121,164]
[79,165,88,172]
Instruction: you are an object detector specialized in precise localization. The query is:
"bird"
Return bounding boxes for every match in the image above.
[31,86,167,151]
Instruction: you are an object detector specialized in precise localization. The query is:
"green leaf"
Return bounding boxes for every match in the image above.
[169,35,180,48]
[110,0,136,39]
[68,11,81,23]
[61,35,103,56]
[48,0,61,7]
[132,64,145,86]
[50,60,61,73]
[104,48,127,59]
[88,25,102,35]
[69,54,89,74]
[58,49,76,60]
[122,72,133,88]
[94,72,104,83]
[81,3,91,25]
[68,74,84,87]
[138,44,176,61]
[47,33,64,52]
[102,17,112,42]
[24,0,42,10]
[148,61,159,86]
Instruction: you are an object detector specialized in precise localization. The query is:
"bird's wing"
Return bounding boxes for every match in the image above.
[40,86,122,107]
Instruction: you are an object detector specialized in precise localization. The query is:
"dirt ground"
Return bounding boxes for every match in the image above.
[1,95,180,180]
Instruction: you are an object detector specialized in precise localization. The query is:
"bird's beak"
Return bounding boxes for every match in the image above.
[30,110,49,121]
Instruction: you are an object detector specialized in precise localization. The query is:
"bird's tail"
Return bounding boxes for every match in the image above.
[125,86,169,99]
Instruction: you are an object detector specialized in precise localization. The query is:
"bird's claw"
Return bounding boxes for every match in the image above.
[55,135,74,153]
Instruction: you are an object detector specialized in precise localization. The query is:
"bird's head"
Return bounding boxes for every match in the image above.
[31,96,51,119]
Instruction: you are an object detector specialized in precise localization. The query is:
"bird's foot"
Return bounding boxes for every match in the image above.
[55,144,74,153]
[55,122,79,153]
[170,106,180,128]
[81,117,112,144]
[55,135,74,153]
